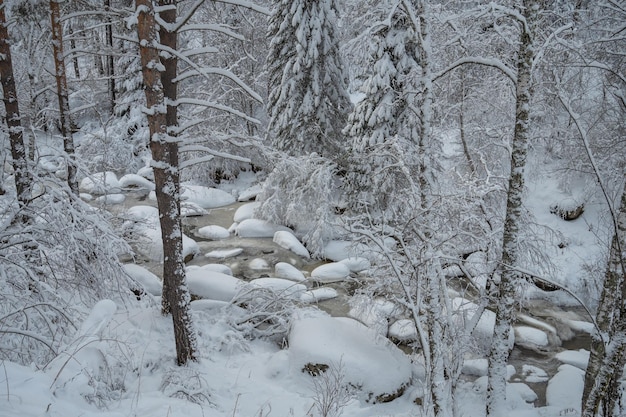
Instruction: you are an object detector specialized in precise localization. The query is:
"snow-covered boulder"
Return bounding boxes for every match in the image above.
[94,193,125,205]
[300,288,338,303]
[555,349,589,371]
[273,231,310,258]
[546,364,585,413]
[388,319,417,343]
[233,202,261,222]
[119,173,155,191]
[521,364,549,383]
[339,257,370,273]
[187,263,233,276]
[310,262,350,283]
[186,270,246,302]
[250,278,307,300]
[349,296,402,336]
[249,258,270,271]
[514,326,549,349]
[197,225,230,240]
[80,171,121,195]
[321,240,354,261]
[123,264,162,296]
[137,165,154,180]
[238,184,262,201]
[288,316,412,403]
[274,262,306,282]
[205,248,243,259]
[235,219,293,238]
[452,297,515,353]
[181,184,235,208]
[181,201,209,217]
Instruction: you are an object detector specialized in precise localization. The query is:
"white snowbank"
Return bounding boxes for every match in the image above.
[310,262,351,283]
[235,219,293,238]
[546,364,585,412]
[555,349,589,370]
[181,184,236,208]
[250,278,307,300]
[186,269,246,302]
[462,358,488,377]
[80,171,121,195]
[273,231,310,258]
[288,316,412,401]
[78,299,117,338]
[123,264,162,296]
[233,201,261,222]
[119,173,155,191]
[197,225,230,240]
[274,262,306,282]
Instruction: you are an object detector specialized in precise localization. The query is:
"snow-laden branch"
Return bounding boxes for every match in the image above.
[180,144,252,163]
[533,23,574,69]
[433,56,516,84]
[156,43,263,104]
[0,328,57,354]
[181,47,219,57]
[212,0,270,16]
[176,67,262,103]
[177,23,245,41]
[174,97,260,124]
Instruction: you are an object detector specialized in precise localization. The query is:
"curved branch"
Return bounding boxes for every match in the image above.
[433,57,516,85]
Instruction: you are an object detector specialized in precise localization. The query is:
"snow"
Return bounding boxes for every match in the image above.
[388,319,418,342]
[180,201,209,217]
[546,364,585,412]
[233,201,260,222]
[249,277,307,299]
[522,364,549,383]
[237,184,262,201]
[80,171,122,195]
[123,263,162,296]
[310,262,351,283]
[235,218,294,238]
[196,224,230,240]
[339,256,371,272]
[300,287,338,303]
[288,316,412,401]
[462,358,489,377]
[555,349,590,370]
[94,193,126,205]
[149,184,236,208]
[187,263,233,275]
[452,297,515,352]
[118,173,155,190]
[273,230,310,258]
[248,257,270,270]
[186,269,246,302]
[204,248,243,258]
[274,262,306,282]
[514,326,550,347]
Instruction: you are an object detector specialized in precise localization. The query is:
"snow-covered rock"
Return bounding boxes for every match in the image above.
[350,296,402,336]
[273,231,310,258]
[514,326,550,348]
[181,201,209,217]
[388,319,417,343]
[249,258,269,270]
[123,264,162,296]
[235,219,293,238]
[233,202,261,222]
[205,248,243,259]
[546,364,585,412]
[310,262,351,283]
[288,316,412,403]
[462,358,488,377]
[300,288,338,303]
[137,165,154,180]
[80,171,121,195]
[187,263,233,276]
[181,184,236,208]
[186,270,246,302]
[119,173,155,191]
[321,240,354,261]
[274,262,306,282]
[521,364,549,383]
[250,278,307,300]
[339,257,370,273]
[237,184,263,201]
[94,193,125,205]
[197,225,230,240]
[555,349,589,370]
[452,297,515,353]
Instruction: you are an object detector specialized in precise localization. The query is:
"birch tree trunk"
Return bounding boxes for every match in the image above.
[49,0,78,194]
[582,176,626,417]
[136,0,197,365]
[486,1,538,415]
[104,0,116,113]
[0,1,32,209]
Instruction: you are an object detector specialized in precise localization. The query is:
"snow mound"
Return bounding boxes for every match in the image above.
[186,269,246,302]
[349,296,402,336]
[235,219,293,238]
[233,202,261,222]
[514,326,549,348]
[546,364,584,412]
[452,297,515,353]
[555,349,589,370]
[388,319,417,342]
[78,299,117,338]
[95,193,125,205]
[181,201,209,217]
[136,165,154,180]
[288,316,412,403]
[119,173,155,190]
[300,287,338,303]
[462,358,488,377]
[79,171,121,194]
[181,184,236,208]
[238,184,263,201]
[187,263,233,276]
[273,231,310,258]
[205,248,243,259]
[310,262,351,283]
[339,257,370,272]
[123,264,162,296]
[249,258,270,270]
[250,278,307,299]
[197,225,230,240]
[522,364,548,383]
[274,262,306,282]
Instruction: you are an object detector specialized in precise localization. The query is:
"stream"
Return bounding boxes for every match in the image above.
[105,191,593,408]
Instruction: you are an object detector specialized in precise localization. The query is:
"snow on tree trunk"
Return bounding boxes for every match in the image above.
[104,0,116,113]
[136,0,197,366]
[49,0,78,195]
[0,1,32,209]
[266,0,351,159]
[582,176,626,417]
[486,1,538,416]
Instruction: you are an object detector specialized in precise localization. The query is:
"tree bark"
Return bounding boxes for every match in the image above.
[104,0,116,113]
[0,0,32,209]
[136,0,197,366]
[486,1,538,416]
[49,0,78,194]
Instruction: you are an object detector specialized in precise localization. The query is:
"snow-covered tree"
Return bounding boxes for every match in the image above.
[266,0,351,159]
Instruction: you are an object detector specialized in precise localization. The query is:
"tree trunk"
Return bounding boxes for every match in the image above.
[0,0,32,209]
[582,176,626,417]
[104,0,116,113]
[49,0,78,194]
[67,24,80,79]
[136,0,197,366]
[486,1,538,416]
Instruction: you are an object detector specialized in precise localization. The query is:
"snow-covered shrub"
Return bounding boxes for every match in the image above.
[0,181,135,367]
[256,153,343,257]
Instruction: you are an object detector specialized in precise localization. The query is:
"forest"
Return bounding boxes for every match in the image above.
[0,0,624,416]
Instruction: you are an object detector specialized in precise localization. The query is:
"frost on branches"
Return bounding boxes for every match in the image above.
[266,0,351,159]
